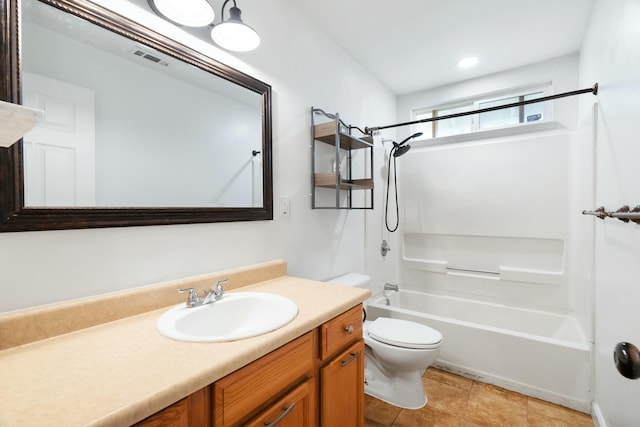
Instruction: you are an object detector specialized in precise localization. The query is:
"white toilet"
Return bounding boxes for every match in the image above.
[326,273,443,409]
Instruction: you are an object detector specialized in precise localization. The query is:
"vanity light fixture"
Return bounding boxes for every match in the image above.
[210,0,261,52]
[147,0,216,27]
[148,0,260,52]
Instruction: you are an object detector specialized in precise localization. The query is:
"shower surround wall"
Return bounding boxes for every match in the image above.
[390,54,594,404]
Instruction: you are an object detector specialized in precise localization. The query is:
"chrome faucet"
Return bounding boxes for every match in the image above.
[383,283,399,292]
[178,279,228,307]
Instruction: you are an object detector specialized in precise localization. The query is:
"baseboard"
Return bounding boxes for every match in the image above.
[433,360,592,414]
[591,401,607,427]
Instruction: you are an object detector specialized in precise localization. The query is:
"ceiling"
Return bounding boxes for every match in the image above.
[293,0,595,95]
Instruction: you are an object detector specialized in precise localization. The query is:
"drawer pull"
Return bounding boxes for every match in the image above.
[344,325,354,334]
[341,351,360,367]
[264,402,296,427]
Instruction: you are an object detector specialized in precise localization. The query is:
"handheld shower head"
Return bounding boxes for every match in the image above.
[385,131,423,233]
[391,132,422,157]
[393,144,411,157]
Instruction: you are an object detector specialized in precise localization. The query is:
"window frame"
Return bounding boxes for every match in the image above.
[412,83,553,139]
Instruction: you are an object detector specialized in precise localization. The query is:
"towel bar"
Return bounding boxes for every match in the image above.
[582,205,640,224]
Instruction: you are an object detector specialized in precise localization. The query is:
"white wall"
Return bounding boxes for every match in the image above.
[580,0,640,424]
[363,133,403,294]
[0,0,395,312]
[372,54,587,301]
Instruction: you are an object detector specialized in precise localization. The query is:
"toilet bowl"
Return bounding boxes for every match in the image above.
[326,274,443,409]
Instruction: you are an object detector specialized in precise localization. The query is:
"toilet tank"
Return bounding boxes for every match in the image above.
[326,273,371,289]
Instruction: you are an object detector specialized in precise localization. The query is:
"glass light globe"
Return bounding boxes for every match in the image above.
[211,22,260,52]
[149,0,215,27]
[210,6,260,52]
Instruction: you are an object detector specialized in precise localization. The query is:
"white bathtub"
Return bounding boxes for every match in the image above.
[366,290,592,412]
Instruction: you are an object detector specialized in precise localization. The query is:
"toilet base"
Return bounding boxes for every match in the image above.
[363,351,428,409]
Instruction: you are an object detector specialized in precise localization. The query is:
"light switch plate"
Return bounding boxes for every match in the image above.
[280,196,290,216]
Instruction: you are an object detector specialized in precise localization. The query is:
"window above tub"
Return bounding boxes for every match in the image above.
[411,83,553,140]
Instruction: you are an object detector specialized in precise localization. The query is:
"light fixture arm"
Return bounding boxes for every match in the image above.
[219,0,237,22]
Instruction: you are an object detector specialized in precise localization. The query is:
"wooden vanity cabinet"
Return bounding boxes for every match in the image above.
[134,386,210,427]
[320,340,365,426]
[212,332,314,426]
[244,379,314,427]
[134,304,365,427]
[317,304,365,427]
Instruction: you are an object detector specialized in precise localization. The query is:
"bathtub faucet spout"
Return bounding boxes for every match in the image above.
[384,283,399,292]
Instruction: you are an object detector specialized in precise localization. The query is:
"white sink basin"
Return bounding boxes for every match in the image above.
[157,291,298,342]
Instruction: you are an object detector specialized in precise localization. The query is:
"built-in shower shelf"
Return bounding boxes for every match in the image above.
[402,256,564,286]
[314,173,374,190]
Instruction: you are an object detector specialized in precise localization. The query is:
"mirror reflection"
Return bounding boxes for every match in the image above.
[21,0,263,208]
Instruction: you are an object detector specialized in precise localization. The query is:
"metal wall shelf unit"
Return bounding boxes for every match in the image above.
[311,107,374,209]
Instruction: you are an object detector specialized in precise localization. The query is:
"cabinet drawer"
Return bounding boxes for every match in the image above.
[320,304,363,360]
[244,379,314,427]
[213,332,313,426]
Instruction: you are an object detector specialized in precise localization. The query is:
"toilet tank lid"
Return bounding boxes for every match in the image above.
[326,273,371,288]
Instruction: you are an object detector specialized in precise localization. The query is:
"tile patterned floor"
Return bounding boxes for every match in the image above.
[364,368,594,427]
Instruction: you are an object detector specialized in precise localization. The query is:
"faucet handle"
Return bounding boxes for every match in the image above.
[214,279,228,296]
[178,287,201,307]
[201,279,229,305]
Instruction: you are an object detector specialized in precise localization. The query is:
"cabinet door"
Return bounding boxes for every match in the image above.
[134,386,210,427]
[320,340,364,427]
[245,379,314,427]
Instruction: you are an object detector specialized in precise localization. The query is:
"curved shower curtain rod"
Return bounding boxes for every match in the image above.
[365,83,599,134]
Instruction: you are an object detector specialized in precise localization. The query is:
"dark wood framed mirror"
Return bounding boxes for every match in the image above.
[0,0,272,232]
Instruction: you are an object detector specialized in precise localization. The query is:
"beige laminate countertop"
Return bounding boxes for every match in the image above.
[0,274,369,427]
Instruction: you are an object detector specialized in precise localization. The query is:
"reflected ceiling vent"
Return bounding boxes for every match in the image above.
[129,47,169,66]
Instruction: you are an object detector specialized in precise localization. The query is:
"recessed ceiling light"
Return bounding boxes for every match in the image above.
[458,57,479,68]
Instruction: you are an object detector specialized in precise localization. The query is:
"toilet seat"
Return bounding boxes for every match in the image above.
[368,318,442,349]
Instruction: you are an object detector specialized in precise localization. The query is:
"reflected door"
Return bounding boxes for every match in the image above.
[22,72,96,206]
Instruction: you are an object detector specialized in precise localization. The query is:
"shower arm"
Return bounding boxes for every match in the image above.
[394,132,423,148]
[365,83,599,134]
